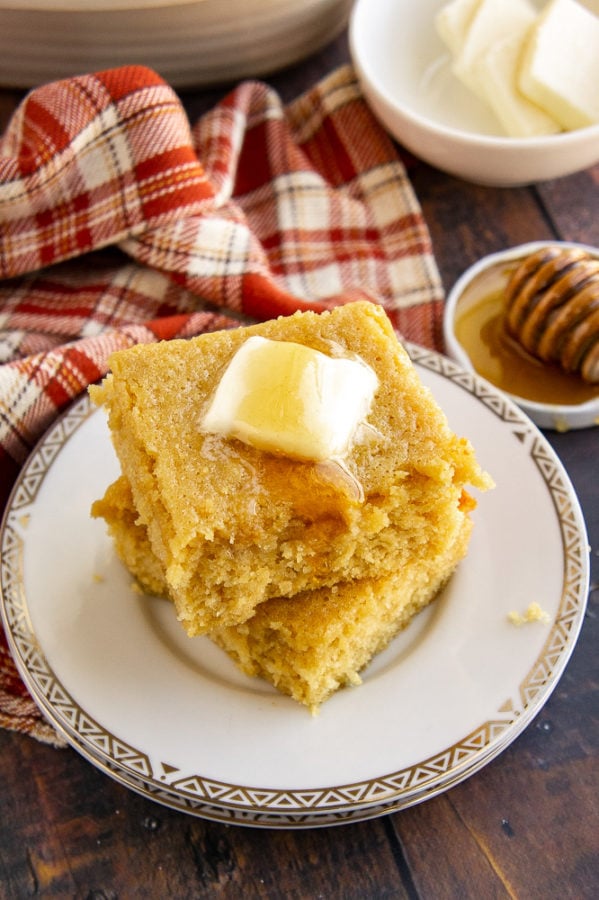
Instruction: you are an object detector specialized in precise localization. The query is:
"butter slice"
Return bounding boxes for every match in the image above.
[478,33,562,137]
[453,0,536,100]
[435,0,482,56]
[519,0,599,130]
[200,336,378,462]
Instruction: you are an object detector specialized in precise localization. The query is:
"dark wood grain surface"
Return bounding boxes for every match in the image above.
[1,32,598,900]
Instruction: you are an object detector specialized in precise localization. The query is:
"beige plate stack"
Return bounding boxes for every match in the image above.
[0,0,351,88]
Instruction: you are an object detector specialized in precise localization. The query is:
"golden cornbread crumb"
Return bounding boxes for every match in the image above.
[90,301,492,638]
[508,602,551,626]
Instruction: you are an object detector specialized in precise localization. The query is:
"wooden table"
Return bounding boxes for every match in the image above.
[1,32,598,899]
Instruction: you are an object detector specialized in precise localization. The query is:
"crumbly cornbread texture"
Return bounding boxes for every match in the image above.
[90,301,491,639]
[93,474,474,711]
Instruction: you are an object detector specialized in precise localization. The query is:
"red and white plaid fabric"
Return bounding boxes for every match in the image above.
[0,63,443,744]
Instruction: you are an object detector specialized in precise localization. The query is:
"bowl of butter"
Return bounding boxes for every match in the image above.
[443,241,599,430]
[350,0,599,186]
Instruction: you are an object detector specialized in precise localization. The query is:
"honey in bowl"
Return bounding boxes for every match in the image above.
[453,252,599,407]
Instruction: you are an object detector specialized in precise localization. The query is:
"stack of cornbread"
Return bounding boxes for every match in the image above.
[90,301,492,711]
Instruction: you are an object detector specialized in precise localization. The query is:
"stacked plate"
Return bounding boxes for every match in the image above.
[0,0,352,88]
[0,346,589,828]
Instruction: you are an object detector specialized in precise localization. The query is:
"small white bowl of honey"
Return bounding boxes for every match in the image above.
[443,241,599,431]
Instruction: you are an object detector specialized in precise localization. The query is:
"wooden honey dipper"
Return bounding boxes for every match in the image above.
[504,246,599,384]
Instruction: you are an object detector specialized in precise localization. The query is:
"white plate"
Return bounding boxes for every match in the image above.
[0,346,589,827]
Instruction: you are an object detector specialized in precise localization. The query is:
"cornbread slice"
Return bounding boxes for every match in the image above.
[94,475,474,711]
[94,475,167,596]
[90,301,491,635]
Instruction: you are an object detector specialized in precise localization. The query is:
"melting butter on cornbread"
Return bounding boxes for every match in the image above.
[200,335,378,462]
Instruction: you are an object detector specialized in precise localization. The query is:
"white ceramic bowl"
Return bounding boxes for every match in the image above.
[443,242,599,430]
[0,0,352,88]
[349,0,599,187]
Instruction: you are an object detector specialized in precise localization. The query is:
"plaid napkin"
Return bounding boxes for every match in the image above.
[0,63,443,745]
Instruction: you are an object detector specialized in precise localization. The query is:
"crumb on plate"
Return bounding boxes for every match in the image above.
[508,602,551,626]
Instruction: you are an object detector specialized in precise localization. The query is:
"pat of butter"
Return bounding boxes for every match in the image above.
[200,336,378,461]
[519,0,599,130]
[435,0,482,56]
[452,0,536,101]
[477,32,561,137]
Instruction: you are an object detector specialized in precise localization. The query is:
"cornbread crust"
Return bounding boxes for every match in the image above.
[93,475,473,711]
[90,301,492,635]
[92,476,166,596]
